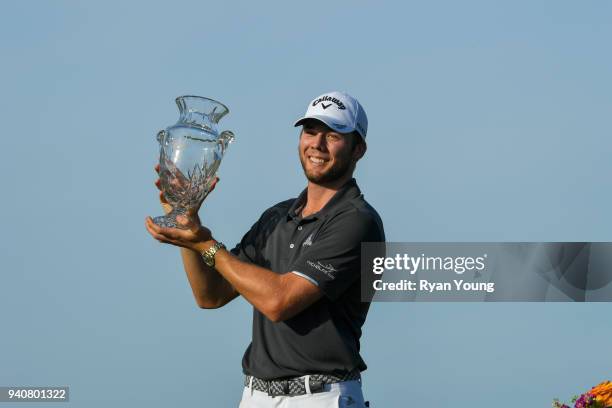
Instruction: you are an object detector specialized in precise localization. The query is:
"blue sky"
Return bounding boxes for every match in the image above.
[1,1,611,407]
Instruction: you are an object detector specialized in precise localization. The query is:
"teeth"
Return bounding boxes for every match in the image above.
[309,156,326,164]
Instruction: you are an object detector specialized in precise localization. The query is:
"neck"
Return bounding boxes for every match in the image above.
[301,173,353,218]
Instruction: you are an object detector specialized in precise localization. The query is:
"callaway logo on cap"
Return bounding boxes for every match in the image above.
[294,91,368,139]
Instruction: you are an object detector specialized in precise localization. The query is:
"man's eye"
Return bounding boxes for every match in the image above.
[327,134,340,140]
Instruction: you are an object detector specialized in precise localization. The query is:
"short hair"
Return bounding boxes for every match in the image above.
[350,131,366,151]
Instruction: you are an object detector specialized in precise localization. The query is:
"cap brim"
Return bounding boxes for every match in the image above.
[293,115,355,135]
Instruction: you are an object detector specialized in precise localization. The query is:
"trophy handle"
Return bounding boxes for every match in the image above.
[156,130,167,144]
[218,130,235,151]
[220,130,235,144]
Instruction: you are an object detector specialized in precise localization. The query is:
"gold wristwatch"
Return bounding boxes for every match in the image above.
[201,241,226,268]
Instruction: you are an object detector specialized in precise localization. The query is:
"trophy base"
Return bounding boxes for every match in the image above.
[152,208,188,229]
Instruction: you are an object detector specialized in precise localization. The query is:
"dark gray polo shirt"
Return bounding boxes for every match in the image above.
[230,179,385,380]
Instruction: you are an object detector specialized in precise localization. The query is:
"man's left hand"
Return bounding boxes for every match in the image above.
[145,211,213,252]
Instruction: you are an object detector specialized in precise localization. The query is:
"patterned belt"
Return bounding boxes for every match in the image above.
[244,370,361,397]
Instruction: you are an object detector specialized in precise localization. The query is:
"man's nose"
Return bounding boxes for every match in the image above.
[309,132,327,150]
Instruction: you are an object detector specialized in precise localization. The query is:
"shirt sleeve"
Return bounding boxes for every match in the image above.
[289,209,384,301]
[230,216,264,265]
[230,230,256,264]
[229,203,288,266]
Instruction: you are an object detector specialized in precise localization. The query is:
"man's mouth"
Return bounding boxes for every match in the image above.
[308,155,329,166]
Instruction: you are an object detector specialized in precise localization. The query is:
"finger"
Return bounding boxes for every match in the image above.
[146,217,167,235]
[209,176,220,193]
[203,177,219,200]
[189,217,203,234]
[169,175,188,190]
[165,166,189,187]
[184,205,199,216]
[153,233,171,243]
[148,219,174,237]
[176,216,200,235]
[145,216,159,233]
[178,209,202,231]
[176,214,192,227]
[152,223,186,241]
[145,217,166,241]
[149,232,172,244]
[159,191,169,204]
[152,233,172,244]
[178,213,201,232]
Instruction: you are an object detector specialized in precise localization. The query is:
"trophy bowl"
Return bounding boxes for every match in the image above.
[153,95,235,228]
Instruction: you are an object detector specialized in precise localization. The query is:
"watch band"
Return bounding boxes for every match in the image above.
[201,241,226,268]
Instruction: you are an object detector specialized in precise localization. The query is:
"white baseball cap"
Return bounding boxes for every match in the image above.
[294,91,368,140]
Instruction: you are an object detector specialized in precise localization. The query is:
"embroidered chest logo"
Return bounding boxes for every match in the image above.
[306,260,338,279]
[302,233,314,247]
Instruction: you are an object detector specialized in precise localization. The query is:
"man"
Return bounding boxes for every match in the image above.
[145,91,385,407]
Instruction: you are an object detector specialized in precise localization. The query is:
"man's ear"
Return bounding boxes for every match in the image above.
[353,142,367,162]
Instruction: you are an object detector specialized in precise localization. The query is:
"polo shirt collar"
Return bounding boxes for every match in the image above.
[287,178,361,222]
